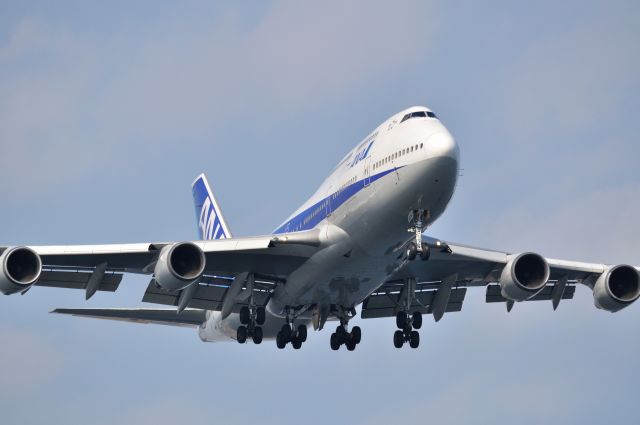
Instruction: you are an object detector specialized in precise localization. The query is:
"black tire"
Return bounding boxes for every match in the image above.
[276,332,286,349]
[330,333,340,351]
[412,311,423,330]
[239,306,251,325]
[396,311,408,329]
[346,338,356,351]
[297,325,308,342]
[252,326,263,344]
[256,307,266,325]
[406,242,417,261]
[351,326,362,344]
[336,325,347,343]
[281,324,292,342]
[420,243,430,261]
[409,330,420,348]
[237,326,248,344]
[292,337,302,350]
[393,330,404,348]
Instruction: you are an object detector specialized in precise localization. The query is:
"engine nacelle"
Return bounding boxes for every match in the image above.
[593,265,640,313]
[500,252,550,301]
[0,247,42,295]
[153,242,206,291]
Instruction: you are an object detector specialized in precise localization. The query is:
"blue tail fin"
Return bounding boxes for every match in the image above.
[191,174,233,240]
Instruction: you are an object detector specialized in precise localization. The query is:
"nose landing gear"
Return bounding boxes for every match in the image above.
[407,209,430,261]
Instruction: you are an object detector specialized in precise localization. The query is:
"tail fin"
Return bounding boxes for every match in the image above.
[191,173,233,240]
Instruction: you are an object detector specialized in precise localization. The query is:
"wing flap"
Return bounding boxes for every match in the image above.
[141,276,274,312]
[361,288,467,319]
[485,284,576,303]
[35,270,123,292]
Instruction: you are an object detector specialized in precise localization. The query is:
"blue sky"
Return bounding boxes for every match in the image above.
[1,1,639,424]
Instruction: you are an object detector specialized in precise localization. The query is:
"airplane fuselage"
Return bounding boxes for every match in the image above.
[200,106,459,341]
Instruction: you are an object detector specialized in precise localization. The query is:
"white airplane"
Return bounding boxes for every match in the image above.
[2,106,638,351]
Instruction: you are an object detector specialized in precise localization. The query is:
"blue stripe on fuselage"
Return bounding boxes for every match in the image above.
[273,167,399,234]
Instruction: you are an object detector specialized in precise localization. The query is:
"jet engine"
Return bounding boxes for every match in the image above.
[0,247,42,295]
[153,242,206,291]
[593,265,640,313]
[500,252,550,301]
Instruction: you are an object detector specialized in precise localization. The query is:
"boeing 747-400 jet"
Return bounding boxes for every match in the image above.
[2,106,638,350]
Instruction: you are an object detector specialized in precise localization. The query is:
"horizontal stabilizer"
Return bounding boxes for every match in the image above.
[51,308,207,327]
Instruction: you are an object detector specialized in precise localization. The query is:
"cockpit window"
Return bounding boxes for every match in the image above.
[400,110,437,123]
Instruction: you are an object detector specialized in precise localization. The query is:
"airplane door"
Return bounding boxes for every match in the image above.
[364,157,372,187]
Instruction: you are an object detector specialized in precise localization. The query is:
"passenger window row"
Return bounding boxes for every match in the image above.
[372,143,424,171]
[332,176,357,200]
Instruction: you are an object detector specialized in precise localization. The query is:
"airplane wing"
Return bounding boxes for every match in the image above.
[51,308,207,327]
[0,231,321,307]
[361,236,639,321]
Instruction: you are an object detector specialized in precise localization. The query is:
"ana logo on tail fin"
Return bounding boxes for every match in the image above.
[191,173,233,240]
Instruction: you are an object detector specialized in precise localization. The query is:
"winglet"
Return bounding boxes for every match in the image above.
[191,173,233,240]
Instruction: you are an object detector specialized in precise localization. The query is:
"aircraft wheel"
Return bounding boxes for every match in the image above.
[406,242,417,261]
[336,325,347,343]
[280,324,292,342]
[345,338,356,351]
[256,307,266,325]
[252,326,263,344]
[276,332,286,349]
[396,311,408,329]
[297,325,308,342]
[330,333,340,351]
[409,330,420,349]
[292,337,302,350]
[239,306,251,325]
[237,326,248,344]
[412,311,423,330]
[420,243,430,261]
[351,326,361,345]
[393,330,404,348]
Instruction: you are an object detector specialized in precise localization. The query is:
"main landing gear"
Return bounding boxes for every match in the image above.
[392,277,422,349]
[330,324,361,351]
[393,311,422,349]
[329,306,362,351]
[276,322,308,350]
[236,305,266,345]
[406,209,430,261]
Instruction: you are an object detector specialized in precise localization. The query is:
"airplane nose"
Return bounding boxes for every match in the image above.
[427,131,459,162]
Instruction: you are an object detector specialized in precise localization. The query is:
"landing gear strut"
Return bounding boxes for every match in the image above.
[406,209,430,261]
[235,278,266,345]
[329,306,361,351]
